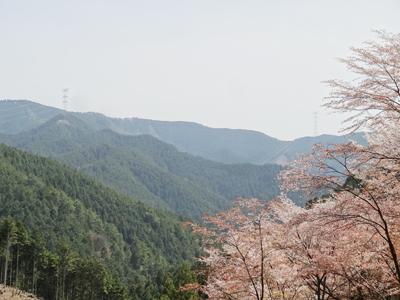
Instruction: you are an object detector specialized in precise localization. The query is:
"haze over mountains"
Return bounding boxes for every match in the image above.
[0,100,367,165]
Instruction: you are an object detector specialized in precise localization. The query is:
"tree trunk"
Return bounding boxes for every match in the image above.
[55,274,59,300]
[9,255,12,286]
[4,236,9,285]
[15,245,19,288]
[62,269,66,300]
[32,260,35,294]
[0,257,3,284]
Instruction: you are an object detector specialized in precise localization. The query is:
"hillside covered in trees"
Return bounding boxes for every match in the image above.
[0,216,127,300]
[0,114,291,219]
[0,143,200,299]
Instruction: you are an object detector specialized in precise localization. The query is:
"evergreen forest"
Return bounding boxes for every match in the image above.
[0,143,201,299]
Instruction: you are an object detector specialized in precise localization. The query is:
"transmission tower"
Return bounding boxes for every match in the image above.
[62,88,69,111]
[313,112,319,136]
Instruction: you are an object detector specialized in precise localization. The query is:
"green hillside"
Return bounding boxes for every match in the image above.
[0,143,199,299]
[0,113,289,219]
[0,100,62,134]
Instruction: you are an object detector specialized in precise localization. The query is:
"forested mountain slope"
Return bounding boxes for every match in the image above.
[0,143,199,299]
[0,100,63,134]
[0,114,287,219]
[0,100,367,164]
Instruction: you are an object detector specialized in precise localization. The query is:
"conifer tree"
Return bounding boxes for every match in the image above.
[0,216,16,285]
[14,220,29,288]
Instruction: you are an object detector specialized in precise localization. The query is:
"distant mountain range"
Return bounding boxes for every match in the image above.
[0,99,368,164]
[0,113,287,219]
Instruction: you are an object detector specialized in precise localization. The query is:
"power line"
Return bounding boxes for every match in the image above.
[62,88,69,111]
[313,111,318,137]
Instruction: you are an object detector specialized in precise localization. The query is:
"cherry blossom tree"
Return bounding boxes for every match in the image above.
[187,30,400,300]
[273,196,346,300]
[324,30,400,133]
[283,190,396,299]
[187,198,311,300]
[279,30,400,298]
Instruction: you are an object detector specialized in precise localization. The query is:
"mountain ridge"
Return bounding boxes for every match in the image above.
[0,99,367,164]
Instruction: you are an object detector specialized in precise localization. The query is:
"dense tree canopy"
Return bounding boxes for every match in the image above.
[0,143,201,299]
[0,216,128,300]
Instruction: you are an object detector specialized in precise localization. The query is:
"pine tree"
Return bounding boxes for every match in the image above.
[0,216,17,286]
[14,220,29,288]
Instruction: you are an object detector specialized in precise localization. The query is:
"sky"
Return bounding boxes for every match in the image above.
[1,0,399,140]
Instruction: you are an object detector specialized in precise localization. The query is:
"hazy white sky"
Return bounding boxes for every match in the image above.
[1,0,399,140]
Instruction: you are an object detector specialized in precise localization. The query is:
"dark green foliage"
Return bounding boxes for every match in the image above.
[304,176,363,210]
[340,176,363,191]
[154,261,199,300]
[304,194,332,210]
[0,144,126,260]
[0,143,200,299]
[0,216,127,300]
